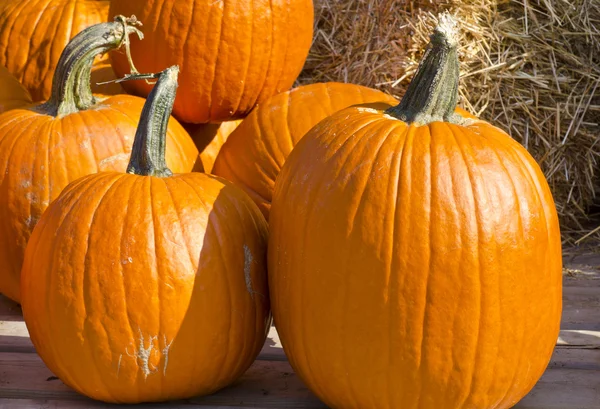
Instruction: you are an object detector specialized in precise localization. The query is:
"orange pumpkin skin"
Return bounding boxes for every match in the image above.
[0,0,110,101]
[213,82,399,219]
[185,120,243,173]
[0,20,199,304]
[109,0,314,124]
[0,65,32,113]
[268,20,562,409]
[21,172,270,403]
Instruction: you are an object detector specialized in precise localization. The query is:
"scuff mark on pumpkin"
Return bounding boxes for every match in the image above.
[126,330,158,379]
[116,354,122,377]
[98,152,130,170]
[243,244,254,299]
[123,331,174,379]
[162,335,174,376]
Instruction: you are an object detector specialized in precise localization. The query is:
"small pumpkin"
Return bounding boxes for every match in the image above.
[0,17,199,303]
[109,0,314,124]
[213,82,399,219]
[21,66,270,404]
[0,0,110,101]
[268,16,562,409]
[184,120,243,173]
[0,65,32,113]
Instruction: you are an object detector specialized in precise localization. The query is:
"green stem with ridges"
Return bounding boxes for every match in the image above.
[126,66,180,178]
[386,14,466,126]
[42,15,143,117]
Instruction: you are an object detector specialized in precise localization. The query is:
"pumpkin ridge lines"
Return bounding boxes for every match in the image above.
[384,121,407,408]
[15,0,46,87]
[162,178,196,271]
[117,175,146,396]
[52,173,123,397]
[79,112,101,174]
[230,0,254,117]
[253,0,275,105]
[206,2,226,122]
[499,140,557,407]
[0,0,28,81]
[38,0,70,99]
[412,123,433,409]
[444,123,483,408]
[344,118,394,242]
[30,174,77,392]
[273,0,292,93]
[81,173,128,401]
[94,107,128,157]
[338,120,390,408]
[180,0,196,122]
[466,128,527,407]
[148,177,164,395]
[0,115,46,295]
[293,115,375,402]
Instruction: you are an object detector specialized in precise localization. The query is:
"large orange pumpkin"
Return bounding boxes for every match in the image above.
[0,18,199,304]
[213,82,399,219]
[0,0,110,101]
[268,16,562,409]
[185,120,243,173]
[21,66,270,404]
[0,65,32,113]
[109,0,314,124]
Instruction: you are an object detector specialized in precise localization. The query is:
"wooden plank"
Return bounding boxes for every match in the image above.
[0,348,598,408]
[0,399,269,408]
[515,368,600,409]
[0,352,326,408]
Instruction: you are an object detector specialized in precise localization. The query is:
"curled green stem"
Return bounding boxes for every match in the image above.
[43,15,144,117]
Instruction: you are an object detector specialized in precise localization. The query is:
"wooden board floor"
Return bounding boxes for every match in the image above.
[0,260,598,408]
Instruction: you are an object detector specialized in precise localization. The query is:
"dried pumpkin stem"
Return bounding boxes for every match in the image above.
[126,66,180,178]
[386,13,464,125]
[44,15,143,117]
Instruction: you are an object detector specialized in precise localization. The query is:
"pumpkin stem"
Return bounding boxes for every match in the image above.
[43,15,143,117]
[386,14,465,125]
[126,66,180,178]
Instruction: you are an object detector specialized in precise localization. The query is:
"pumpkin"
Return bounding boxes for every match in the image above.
[268,15,562,409]
[0,17,200,304]
[109,0,314,124]
[213,82,399,219]
[185,120,243,173]
[0,0,110,101]
[21,66,270,404]
[0,65,32,113]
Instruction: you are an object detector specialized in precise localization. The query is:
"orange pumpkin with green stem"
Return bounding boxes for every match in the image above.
[0,17,199,303]
[213,82,399,219]
[0,0,111,101]
[109,0,314,124]
[268,15,562,409]
[21,66,270,404]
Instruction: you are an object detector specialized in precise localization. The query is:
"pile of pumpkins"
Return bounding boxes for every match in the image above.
[0,1,562,408]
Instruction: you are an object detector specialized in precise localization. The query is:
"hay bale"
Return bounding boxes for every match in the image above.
[298,0,600,244]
